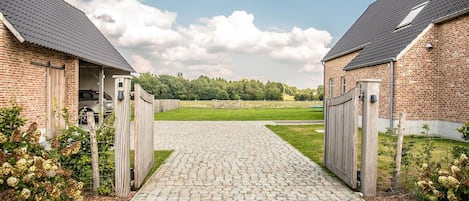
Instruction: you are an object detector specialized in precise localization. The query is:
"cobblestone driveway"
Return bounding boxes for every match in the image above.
[132,121,362,201]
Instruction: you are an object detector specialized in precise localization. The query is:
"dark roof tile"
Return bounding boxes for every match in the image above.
[0,0,134,72]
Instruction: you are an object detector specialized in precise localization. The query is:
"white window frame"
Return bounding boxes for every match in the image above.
[397,1,428,29]
[329,78,334,98]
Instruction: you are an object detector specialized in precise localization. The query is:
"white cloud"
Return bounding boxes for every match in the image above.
[66,0,180,47]
[130,54,153,73]
[67,0,332,88]
[187,65,235,79]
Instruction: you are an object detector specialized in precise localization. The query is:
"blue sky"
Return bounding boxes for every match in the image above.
[68,0,374,89]
[144,0,374,44]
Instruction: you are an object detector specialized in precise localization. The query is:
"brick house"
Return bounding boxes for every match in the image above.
[322,0,468,140]
[0,0,134,137]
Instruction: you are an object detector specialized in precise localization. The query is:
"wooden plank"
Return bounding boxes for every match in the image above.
[324,87,358,189]
[113,75,132,197]
[359,79,381,197]
[46,68,65,138]
[134,84,155,189]
[87,111,100,192]
[392,113,406,190]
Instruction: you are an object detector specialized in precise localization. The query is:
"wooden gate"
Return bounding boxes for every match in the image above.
[324,87,358,189]
[46,67,65,138]
[133,83,155,188]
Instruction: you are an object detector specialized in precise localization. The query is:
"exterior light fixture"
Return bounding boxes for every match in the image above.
[425,42,433,50]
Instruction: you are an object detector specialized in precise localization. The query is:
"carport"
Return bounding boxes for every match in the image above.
[79,61,133,123]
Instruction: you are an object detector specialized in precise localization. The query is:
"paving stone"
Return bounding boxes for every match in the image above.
[131,121,362,201]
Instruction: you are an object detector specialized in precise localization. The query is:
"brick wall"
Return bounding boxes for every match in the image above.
[436,15,469,123]
[347,63,391,119]
[324,51,391,119]
[0,23,79,129]
[393,25,439,121]
[323,51,360,98]
[324,14,469,125]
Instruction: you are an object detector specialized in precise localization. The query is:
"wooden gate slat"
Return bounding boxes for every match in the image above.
[134,84,155,189]
[324,87,358,189]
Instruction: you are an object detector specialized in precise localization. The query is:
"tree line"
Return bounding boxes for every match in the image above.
[132,73,324,101]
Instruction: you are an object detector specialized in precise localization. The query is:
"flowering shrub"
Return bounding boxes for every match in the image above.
[0,104,83,200]
[54,111,116,195]
[416,154,469,201]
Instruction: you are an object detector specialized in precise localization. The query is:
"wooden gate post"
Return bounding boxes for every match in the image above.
[86,111,100,192]
[358,79,381,197]
[113,75,132,197]
[392,112,406,191]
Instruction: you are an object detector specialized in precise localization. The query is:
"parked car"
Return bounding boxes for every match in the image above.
[79,89,113,124]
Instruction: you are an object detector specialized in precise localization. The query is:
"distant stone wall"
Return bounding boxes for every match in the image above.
[154,99,180,113]
[212,100,243,109]
[180,100,321,109]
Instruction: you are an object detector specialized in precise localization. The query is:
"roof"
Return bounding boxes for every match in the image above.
[0,0,134,72]
[323,0,469,70]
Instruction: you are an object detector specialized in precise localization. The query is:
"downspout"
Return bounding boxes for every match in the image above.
[389,60,395,131]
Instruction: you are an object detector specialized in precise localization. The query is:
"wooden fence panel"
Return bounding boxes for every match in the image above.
[133,84,155,188]
[325,87,358,189]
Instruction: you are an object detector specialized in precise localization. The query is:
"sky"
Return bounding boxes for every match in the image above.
[66,0,374,89]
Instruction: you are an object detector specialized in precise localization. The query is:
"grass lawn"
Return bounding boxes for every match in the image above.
[267,124,326,167]
[267,124,467,191]
[155,108,323,121]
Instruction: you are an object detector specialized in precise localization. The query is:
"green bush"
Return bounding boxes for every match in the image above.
[452,146,469,160]
[451,123,469,163]
[457,123,469,141]
[53,110,116,195]
[0,104,83,200]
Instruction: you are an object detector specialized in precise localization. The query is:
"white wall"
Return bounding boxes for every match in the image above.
[358,116,465,141]
[79,67,130,97]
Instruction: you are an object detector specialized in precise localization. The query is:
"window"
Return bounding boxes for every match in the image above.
[396,1,428,29]
[341,76,346,95]
[329,78,334,98]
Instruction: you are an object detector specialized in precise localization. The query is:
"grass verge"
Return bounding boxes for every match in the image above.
[267,124,325,167]
[266,125,466,192]
[130,150,173,186]
[155,108,323,121]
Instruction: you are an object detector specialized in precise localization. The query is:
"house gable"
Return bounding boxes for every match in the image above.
[0,23,79,128]
[323,0,469,140]
[323,0,469,71]
[0,0,134,72]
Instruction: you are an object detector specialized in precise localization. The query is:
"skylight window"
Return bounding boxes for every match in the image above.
[397,1,428,29]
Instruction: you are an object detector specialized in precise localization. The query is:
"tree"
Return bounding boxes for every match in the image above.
[316,85,324,100]
[215,89,229,100]
[265,82,282,100]
[132,73,320,101]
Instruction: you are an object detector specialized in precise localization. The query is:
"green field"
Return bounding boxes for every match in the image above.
[179,100,322,109]
[155,108,324,121]
[267,125,466,191]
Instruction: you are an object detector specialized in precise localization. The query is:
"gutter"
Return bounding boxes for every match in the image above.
[344,57,396,71]
[433,7,469,24]
[389,61,395,131]
[322,43,369,62]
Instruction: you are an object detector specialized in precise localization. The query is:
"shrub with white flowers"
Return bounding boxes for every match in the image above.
[0,104,83,200]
